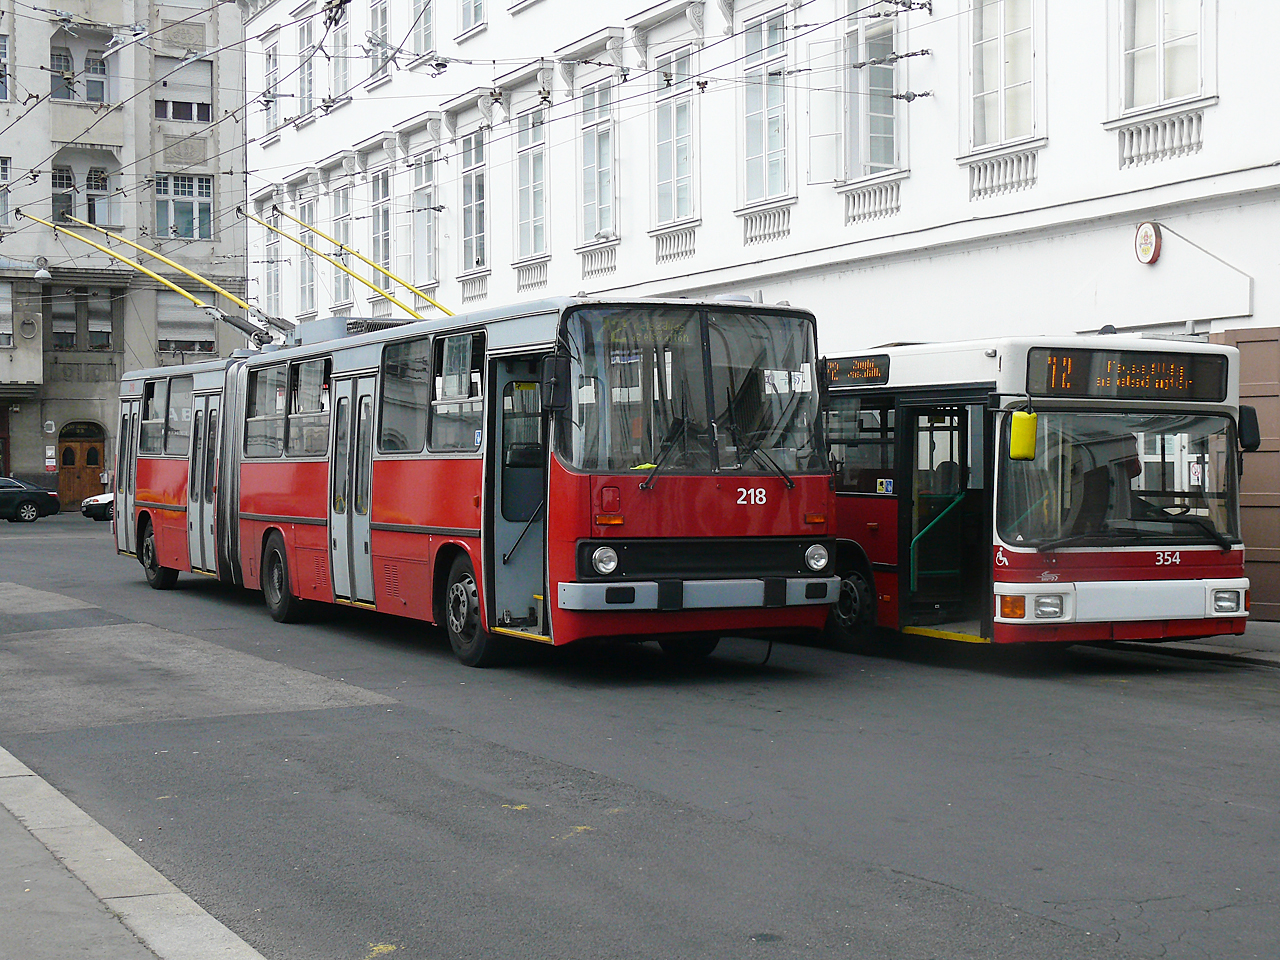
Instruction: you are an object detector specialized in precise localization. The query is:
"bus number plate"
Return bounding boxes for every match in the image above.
[1155,551,1181,565]
[738,487,767,505]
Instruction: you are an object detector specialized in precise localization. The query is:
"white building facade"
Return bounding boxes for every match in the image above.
[0,0,247,504]
[241,0,1279,610]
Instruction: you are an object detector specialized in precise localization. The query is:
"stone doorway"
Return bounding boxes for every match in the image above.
[57,421,107,510]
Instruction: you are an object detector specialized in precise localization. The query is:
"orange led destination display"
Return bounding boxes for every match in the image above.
[1027,347,1227,402]
[827,354,890,386]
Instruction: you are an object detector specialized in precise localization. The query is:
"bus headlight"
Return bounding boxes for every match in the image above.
[1213,590,1242,614]
[804,544,830,572]
[591,546,619,576]
[1034,595,1064,619]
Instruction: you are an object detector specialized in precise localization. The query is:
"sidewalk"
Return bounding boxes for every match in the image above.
[1137,618,1280,668]
[0,746,266,960]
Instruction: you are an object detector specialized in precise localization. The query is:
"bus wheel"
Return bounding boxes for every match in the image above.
[658,636,720,664]
[139,522,178,590]
[262,533,306,623]
[444,554,509,668]
[826,569,874,648]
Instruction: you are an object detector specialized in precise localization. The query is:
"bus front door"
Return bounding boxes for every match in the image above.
[329,376,376,605]
[901,405,987,636]
[186,395,219,573]
[115,399,139,555]
[486,361,546,637]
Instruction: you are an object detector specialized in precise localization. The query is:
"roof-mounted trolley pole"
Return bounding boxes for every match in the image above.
[236,206,427,321]
[63,213,294,340]
[14,208,279,346]
[270,203,453,316]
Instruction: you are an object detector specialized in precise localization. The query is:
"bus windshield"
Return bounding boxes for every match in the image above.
[556,306,825,476]
[997,412,1240,549]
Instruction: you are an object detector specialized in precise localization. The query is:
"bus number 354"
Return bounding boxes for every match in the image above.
[738,487,767,505]
[1156,551,1181,565]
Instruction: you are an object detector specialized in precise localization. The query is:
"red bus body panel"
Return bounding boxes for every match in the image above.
[134,457,190,571]
[239,460,329,595]
[836,492,899,629]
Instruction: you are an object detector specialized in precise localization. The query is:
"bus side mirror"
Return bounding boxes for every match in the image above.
[1008,410,1037,461]
[540,355,570,412]
[1239,405,1261,453]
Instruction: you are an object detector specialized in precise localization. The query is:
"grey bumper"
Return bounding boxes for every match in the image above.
[558,577,840,611]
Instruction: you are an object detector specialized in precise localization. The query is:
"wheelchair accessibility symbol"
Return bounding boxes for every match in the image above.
[995,547,1009,566]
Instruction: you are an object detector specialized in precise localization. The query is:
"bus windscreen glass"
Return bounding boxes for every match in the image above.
[1027,347,1228,402]
[556,306,826,475]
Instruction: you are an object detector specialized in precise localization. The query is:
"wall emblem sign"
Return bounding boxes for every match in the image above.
[1135,221,1162,265]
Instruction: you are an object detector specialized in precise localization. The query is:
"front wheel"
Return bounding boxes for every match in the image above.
[444,554,510,667]
[825,568,876,649]
[140,523,178,590]
[16,501,40,523]
[262,532,307,623]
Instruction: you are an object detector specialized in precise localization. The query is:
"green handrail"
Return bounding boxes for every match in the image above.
[910,491,967,592]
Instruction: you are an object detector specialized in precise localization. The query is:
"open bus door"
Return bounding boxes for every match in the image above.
[899,402,991,641]
[485,356,548,640]
[115,400,139,555]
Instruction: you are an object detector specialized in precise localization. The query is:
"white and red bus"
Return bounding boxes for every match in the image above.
[822,335,1260,646]
[115,297,838,665]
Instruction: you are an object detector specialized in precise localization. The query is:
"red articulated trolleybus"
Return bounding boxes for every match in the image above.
[115,297,838,665]
[822,335,1261,647]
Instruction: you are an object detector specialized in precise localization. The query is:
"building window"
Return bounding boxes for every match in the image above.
[412,0,433,55]
[86,167,114,225]
[52,166,75,221]
[85,287,112,349]
[371,169,392,290]
[264,44,279,130]
[85,51,107,102]
[412,157,437,286]
[655,50,693,224]
[331,23,349,97]
[581,80,613,241]
[369,0,390,79]
[0,157,9,225]
[517,108,547,260]
[298,198,316,313]
[50,47,73,99]
[332,185,352,303]
[52,287,77,349]
[0,35,9,102]
[155,57,212,122]
[157,289,215,353]
[155,175,213,239]
[744,11,787,204]
[847,10,900,174]
[298,20,315,115]
[1124,0,1200,110]
[461,131,486,270]
[971,0,1033,147]
[265,210,281,316]
[0,281,13,348]
[461,0,483,34]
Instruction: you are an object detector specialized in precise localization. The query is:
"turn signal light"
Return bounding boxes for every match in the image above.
[595,515,624,525]
[804,513,826,524]
[999,595,1026,619]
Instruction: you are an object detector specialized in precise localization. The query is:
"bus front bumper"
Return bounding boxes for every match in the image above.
[558,577,840,611]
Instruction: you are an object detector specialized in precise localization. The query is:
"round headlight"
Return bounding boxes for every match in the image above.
[804,543,829,572]
[592,545,619,575]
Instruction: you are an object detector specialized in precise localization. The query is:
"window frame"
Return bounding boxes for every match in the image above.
[298,197,317,313]
[50,47,73,99]
[742,10,788,205]
[581,79,614,242]
[0,280,13,349]
[412,0,433,56]
[264,43,280,130]
[1120,0,1205,113]
[461,131,486,272]
[429,331,485,452]
[370,168,392,290]
[244,363,289,458]
[331,185,352,304]
[412,156,437,286]
[155,174,214,240]
[845,9,902,178]
[654,48,695,226]
[0,35,9,103]
[0,157,10,226]
[298,20,315,115]
[516,106,548,261]
[285,357,332,458]
[52,166,75,222]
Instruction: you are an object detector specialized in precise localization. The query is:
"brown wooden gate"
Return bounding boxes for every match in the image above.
[1213,328,1280,621]
[56,423,107,510]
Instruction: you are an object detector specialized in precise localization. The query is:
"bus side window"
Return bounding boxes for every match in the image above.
[165,376,193,457]
[430,332,485,451]
[286,358,332,457]
[825,396,895,493]
[245,364,288,457]
[379,337,431,453]
[139,380,168,454]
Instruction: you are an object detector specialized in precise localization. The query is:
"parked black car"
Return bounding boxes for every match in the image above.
[0,477,62,522]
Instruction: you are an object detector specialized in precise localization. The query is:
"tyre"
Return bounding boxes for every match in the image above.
[658,636,720,664]
[444,554,510,667]
[825,568,876,649]
[139,522,178,590]
[16,501,40,523]
[262,532,306,623]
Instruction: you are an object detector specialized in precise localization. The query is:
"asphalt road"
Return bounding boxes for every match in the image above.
[1,514,1277,960]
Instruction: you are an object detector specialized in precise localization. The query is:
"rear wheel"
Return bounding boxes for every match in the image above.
[139,522,178,590]
[444,554,510,667]
[262,532,306,623]
[16,501,40,523]
[825,568,876,649]
[658,636,720,665]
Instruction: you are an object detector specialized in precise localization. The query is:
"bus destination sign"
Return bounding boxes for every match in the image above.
[827,354,890,386]
[1027,347,1228,402]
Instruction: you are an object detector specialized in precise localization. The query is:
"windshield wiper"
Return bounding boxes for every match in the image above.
[746,445,794,488]
[638,417,688,490]
[1122,515,1235,551]
[719,384,794,488]
[1035,530,1144,552]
